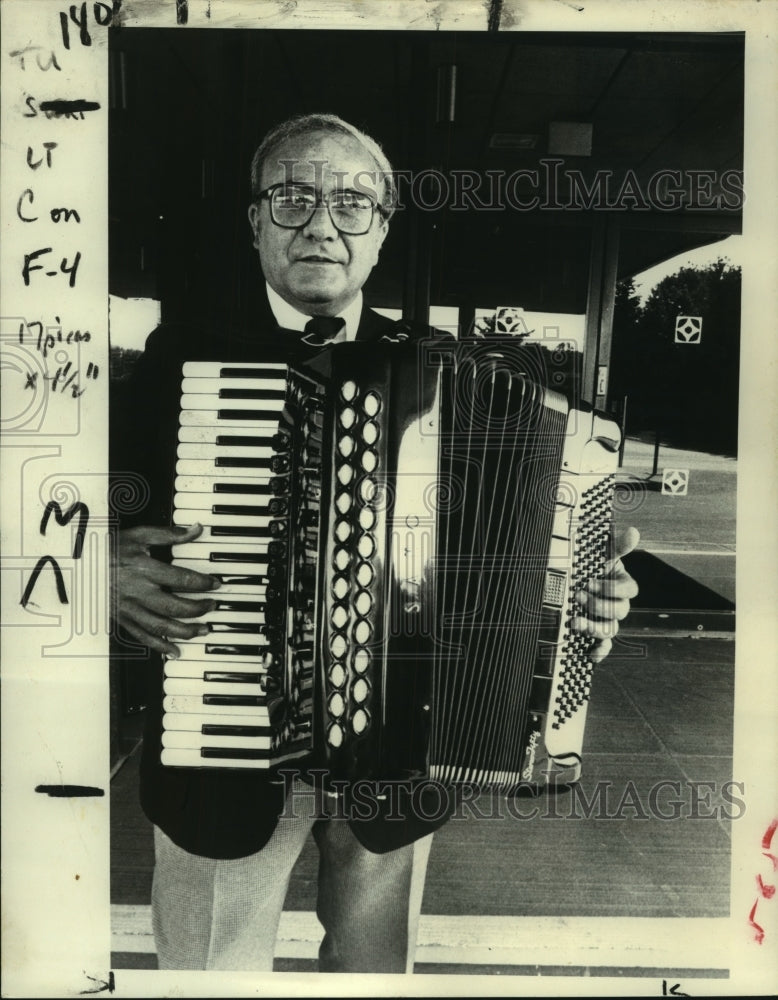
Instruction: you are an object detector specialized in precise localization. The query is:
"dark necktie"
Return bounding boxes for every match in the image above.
[301,315,346,347]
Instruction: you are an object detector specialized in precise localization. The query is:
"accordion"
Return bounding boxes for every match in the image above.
[161,338,620,794]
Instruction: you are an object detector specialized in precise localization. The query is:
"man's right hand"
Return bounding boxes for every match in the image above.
[111,523,221,658]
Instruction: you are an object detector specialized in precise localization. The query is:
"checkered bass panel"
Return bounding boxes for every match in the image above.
[552,475,616,729]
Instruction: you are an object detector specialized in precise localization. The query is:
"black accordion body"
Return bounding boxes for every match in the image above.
[162,339,620,794]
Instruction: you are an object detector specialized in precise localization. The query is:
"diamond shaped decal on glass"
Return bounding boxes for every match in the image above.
[662,469,689,495]
[675,316,702,343]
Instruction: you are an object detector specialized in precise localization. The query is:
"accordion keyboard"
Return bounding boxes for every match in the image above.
[161,361,322,769]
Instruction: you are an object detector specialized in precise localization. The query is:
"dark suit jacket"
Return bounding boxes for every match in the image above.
[110,292,456,858]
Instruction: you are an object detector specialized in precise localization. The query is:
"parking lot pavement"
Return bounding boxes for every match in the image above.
[614,439,737,627]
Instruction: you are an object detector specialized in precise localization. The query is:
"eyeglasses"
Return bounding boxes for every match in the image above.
[255,183,386,236]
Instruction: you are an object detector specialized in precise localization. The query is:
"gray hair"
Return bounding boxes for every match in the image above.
[250,113,397,219]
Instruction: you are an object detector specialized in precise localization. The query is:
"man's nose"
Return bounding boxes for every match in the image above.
[302,203,339,239]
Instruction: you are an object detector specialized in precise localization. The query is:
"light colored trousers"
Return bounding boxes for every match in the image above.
[151,785,433,973]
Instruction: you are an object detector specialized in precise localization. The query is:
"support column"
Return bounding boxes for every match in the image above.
[582,213,621,409]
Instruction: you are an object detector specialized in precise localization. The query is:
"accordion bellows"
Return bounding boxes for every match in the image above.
[161,339,620,794]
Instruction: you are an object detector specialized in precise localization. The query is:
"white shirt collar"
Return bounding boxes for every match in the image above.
[266,283,362,343]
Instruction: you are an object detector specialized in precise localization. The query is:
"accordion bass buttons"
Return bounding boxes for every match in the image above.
[330,634,348,659]
[339,406,356,429]
[323,377,385,757]
[360,451,378,473]
[340,380,358,402]
[351,708,369,735]
[327,723,345,748]
[338,435,355,458]
[357,535,375,559]
[353,649,370,675]
[335,493,352,515]
[331,605,349,630]
[362,391,381,417]
[361,420,379,446]
[354,590,372,617]
[329,663,346,687]
[337,464,354,486]
[353,620,371,645]
[351,677,369,704]
[328,692,346,718]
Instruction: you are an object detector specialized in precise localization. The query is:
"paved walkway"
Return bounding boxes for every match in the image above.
[111,632,735,976]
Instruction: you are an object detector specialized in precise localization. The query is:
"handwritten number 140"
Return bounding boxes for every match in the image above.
[59,2,116,49]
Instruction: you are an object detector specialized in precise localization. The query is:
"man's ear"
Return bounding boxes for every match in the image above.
[375,218,389,256]
[248,204,261,248]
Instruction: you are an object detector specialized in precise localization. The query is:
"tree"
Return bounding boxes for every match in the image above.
[611,259,741,456]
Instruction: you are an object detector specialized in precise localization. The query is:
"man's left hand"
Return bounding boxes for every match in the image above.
[571,526,640,663]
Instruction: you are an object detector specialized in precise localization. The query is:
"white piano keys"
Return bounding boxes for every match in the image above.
[163,677,270,698]
[172,643,270,664]
[180,394,286,412]
[180,375,288,394]
[173,509,274,529]
[178,425,277,445]
[162,711,271,732]
[179,409,282,429]
[180,608,267,626]
[182,586,268,601]
[175,474,275,494]
[161,748,273,768]
[172,539,269,557]
[173,558,270,577]
[161,730,272,751]
[177,459,275,478]
[163,658,270,678]
[164,695,268,716]
[181,361,288,378]
[177,442,275,460]
[172,630,272,647]
[174,491,274,510]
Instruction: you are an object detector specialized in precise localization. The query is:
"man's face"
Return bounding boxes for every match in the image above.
[248,130,389,317]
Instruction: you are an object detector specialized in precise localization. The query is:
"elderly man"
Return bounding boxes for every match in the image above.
[111,113,638,974]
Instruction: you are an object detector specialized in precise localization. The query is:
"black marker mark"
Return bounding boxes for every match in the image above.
[176,0,188,25]
[51,206,82,223]
[35,784,105,797]
[59,2,115,48]
[9,46,62,72]
[20,556,69,607]
[40,500,89,559]
[27,142,58,170]
[487,0,503,32]
[17,189,37,222]
[661,981,690,997]
[80,971,115,994]
[39,99,101,117]
[22,248,51,284]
